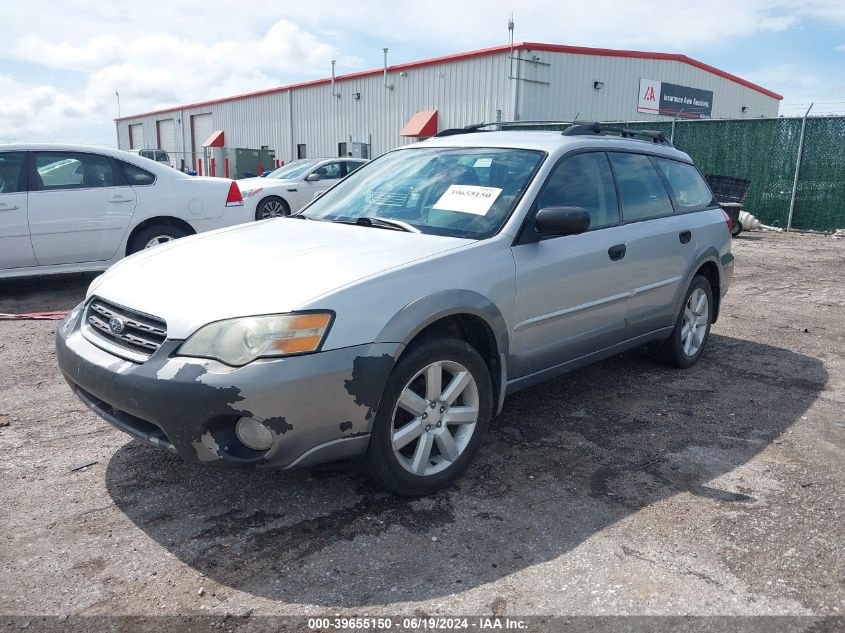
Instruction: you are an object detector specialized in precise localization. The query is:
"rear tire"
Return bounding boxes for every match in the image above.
[731,219,743,237]
[365,338,493,496]
[256,196,290,220]
[127,224,190,255]
[652,275,713,368]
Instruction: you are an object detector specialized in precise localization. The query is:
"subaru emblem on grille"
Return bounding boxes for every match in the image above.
[108,317,125,335]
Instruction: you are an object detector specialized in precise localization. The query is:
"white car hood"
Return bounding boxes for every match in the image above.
[88,219,473,338]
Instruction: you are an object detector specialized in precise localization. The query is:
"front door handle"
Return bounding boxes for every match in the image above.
[608,244,627,261]
[0,204,20,211]
[679,230,692,244]
[108,196,134,203]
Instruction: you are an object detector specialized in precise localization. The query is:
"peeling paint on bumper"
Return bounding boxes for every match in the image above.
[56,310,401,469]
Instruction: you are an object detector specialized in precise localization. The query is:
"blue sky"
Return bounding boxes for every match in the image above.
[1,0,844,145]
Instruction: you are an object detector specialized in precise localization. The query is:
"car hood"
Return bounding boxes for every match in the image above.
[237,177,295,189]
[88,219,473,339]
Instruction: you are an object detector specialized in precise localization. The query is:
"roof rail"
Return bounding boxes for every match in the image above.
[561,122,673,146]
[434,120,576,137]
[434,123,488,137]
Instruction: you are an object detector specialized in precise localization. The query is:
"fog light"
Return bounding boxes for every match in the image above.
[235,417,274,451]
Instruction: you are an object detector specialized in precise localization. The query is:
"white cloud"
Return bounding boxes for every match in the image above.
[1,0,845,143]
[0,11,352,142]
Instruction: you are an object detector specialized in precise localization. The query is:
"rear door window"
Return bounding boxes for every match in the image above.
[609,152,674,222]
[653,158,715,211]
[33,152,116,190]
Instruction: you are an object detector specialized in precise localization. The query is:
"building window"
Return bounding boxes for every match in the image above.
[297,144,307,159]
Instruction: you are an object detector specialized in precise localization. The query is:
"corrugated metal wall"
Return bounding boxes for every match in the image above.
[520,49,778,122]
[116,49,779,167]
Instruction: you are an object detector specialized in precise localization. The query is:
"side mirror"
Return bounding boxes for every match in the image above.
[305,173,321,182]
[534,206,591,237]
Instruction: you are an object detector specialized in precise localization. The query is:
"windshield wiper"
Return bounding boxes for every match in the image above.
[332,217,420,233]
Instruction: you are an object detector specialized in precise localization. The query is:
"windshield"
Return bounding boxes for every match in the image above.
[265,160,320,180]
[301,147,544,239]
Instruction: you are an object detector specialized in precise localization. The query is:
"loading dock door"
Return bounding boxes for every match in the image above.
[128,124,144,149]
[191,113,213,170]
[156,119,177,167]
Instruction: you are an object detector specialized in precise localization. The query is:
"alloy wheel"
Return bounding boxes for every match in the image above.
[390,360,479,476]
[144,235,175,249]
[681,287,709,356]
[260,199,287,218]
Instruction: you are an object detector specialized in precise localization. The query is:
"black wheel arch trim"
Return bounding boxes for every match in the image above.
[374,290,510,413]
[672,247,723,325]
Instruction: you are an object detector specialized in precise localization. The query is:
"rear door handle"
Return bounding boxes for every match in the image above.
[0,203,20,211]
[608,244,627,261]
[679,230,692,244]
[108,196,134,203]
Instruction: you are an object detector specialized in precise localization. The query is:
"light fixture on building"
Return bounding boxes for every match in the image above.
[741,106,748,113]
[593,81,605,90]
[353,92,361,100]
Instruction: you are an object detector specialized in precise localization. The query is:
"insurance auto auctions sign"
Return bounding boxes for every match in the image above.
[638,78,714,118]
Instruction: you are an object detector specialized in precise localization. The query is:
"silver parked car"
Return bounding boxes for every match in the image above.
[56,123,734,496]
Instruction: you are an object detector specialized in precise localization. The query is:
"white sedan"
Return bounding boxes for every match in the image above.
[239,158,367,219]
[0,144,252,279]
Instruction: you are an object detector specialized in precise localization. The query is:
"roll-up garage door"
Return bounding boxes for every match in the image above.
[128,124,144,149]
[191,113,213,170]
[156,119,176,167]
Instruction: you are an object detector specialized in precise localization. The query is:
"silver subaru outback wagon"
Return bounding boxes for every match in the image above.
[56,123,734,496]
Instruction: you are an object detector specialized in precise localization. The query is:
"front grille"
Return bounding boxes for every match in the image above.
[84,298,167,361]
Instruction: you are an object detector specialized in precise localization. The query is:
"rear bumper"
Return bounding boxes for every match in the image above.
[56,306,400,469]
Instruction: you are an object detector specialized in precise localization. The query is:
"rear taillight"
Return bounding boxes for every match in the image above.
[720,207,733,233]
[226,181,243,207]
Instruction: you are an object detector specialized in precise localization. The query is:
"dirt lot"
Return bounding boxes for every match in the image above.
[1,232,843,627]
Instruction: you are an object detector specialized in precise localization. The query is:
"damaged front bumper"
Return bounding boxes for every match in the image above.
[56,307,400,469]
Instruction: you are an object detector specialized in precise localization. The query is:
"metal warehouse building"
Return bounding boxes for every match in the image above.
[115,41,782,176]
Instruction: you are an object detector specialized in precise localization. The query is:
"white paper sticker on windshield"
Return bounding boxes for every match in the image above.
[433,185,502,215]
[473,157,492,168]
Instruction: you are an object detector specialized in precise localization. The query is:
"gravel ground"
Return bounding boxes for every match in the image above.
[0,232,843,626]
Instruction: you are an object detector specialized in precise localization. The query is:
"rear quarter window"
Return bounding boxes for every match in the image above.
[653,158,715,211]
[120,161,156,186]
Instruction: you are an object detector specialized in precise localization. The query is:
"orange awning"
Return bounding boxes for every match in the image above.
[203,130,225,147]
[400,110,438,138]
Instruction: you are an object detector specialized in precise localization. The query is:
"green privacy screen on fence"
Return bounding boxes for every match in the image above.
[623,117,845,231]
[511,117,845,230]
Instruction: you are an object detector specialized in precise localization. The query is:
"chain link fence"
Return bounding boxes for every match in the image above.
[503,117,845,231]
[622,117,845,232]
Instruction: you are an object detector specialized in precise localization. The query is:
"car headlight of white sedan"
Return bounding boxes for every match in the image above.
[179,312,333,365]
[240,188,263,199]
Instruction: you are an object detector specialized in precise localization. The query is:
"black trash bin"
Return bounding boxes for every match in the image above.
[704,174,751,237]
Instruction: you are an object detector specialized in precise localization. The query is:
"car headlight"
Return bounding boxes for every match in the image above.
[241,188,263,199]
[179,312,333,366]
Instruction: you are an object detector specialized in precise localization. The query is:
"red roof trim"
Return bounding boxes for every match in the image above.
[520,42,782,100]
[116,42,781,121]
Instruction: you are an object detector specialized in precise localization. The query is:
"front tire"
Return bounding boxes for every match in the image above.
[365,338,493,496]
[127,224,190,255]
[652,275,713,368]
[256,196,290,220]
